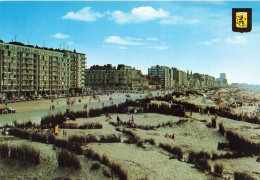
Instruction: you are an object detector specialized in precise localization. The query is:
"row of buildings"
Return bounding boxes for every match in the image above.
[85,64,144,90]
[148,65,219,89]
[0,40,86,98]
[0,40,228,98]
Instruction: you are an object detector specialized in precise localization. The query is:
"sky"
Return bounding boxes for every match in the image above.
[0,1,260,85]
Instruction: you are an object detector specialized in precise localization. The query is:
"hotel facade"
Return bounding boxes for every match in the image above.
[0,40,86,98]
[85,64,143,90]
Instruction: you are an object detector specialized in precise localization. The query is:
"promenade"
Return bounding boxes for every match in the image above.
[0,93,147,126]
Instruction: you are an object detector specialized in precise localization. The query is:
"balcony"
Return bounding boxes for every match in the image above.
[27,65,34,69]
[27,60,34,64]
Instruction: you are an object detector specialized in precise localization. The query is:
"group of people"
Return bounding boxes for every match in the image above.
[164,133,175,140]
[116,115,135,127]
[67,98,77,106]
[127,115,135,127]
[62,130,67,137]
[1,128,9,135]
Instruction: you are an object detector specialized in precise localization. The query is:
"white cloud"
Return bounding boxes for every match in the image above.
[118,46,128,50]
[212,38,221,42]
[198,41,211,45]
[188,19,200,24]
[51,33,70,39]
[160,16,199,25]
[109,6,169,24]
[225,36,248,44]
[146,37,159,41]
[198,38,221,45]
[104,36,143,46]
[62,7,103,22]
[146,45,168,50]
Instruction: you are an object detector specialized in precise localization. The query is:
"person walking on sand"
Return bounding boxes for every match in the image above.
[50,105,52,110]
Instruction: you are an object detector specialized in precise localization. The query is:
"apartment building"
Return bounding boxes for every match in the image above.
[148,65,174,89]
[0,40,86,98]
[85,64,143,90]
[216,73,228,87]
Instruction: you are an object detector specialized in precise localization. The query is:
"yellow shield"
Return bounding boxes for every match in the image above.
[236,12,247,28]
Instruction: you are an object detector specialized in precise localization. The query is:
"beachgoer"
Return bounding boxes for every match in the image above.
[131,120,135,127]
[52,105,55,110]
[117,115,121,125]
[257,155,260,162]
[172,133,175,140]
[165,133,169,138]
[50,105,52,110]
[131,115,134,121]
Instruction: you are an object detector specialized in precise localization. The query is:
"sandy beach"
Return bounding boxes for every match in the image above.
[0,90,259,180]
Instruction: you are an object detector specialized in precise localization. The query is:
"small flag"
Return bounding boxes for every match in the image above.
[232,8,252,33]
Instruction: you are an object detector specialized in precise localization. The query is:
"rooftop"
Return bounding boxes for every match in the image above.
[0,40,85,55]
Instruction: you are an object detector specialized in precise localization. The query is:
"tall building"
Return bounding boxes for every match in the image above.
[0,40,86,98]
[216,73,228,87]
[220,73,226,80]
[148,65,174,89]
[172,67,188,88]
[172,67,182,87]
[85,64,143,90]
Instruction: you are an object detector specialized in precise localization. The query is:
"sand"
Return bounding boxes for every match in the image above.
[1,90,259,180]
[0,93,143,113]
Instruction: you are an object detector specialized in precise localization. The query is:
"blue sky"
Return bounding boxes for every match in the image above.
[0,1,260,84]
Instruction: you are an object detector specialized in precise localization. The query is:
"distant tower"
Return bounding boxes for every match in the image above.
[191,70,193,75]
[220,73,226,80]
[187,70,189,75]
